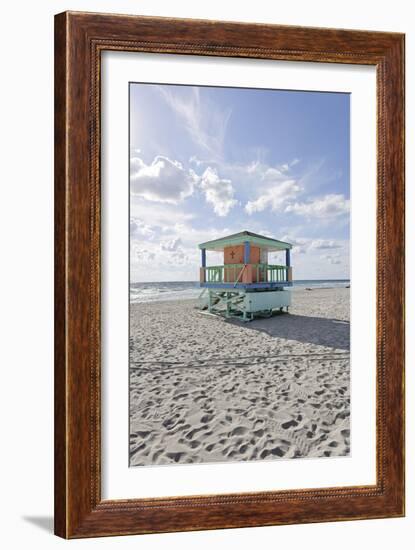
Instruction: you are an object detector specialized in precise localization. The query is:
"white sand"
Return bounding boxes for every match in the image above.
[129,288,350,466]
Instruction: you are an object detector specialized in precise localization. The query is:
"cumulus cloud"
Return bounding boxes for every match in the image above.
[189,157,303,218]
[160,238,182,252]
[166,247,190,265]
[245,180,301,215]
[322,253,342,265]
[285,194,350,218]
[130,218,155,239]
[199,166,238,217]
[132,236,193,271]
[246,158,300,182]
[156,236,197,266]
[280,235,310,255]
[310,239,343,250]
[133,247,156,264]
[280,235,345,256]
[130,155,197,204]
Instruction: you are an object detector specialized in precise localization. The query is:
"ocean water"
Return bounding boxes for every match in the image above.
[130,279,350,304]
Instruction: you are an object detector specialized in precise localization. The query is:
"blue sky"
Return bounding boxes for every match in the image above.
[130,83,350,282]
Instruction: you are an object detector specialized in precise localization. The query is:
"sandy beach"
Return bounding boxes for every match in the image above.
[129,287,350,466]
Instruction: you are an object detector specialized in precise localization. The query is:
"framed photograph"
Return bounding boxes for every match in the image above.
[54,11,405,538]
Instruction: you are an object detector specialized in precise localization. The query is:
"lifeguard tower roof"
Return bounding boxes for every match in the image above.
[198,231,292,252]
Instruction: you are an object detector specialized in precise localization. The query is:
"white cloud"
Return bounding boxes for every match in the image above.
[321,253,342,265]
[161,241,192,266]
[280,235,310,255]
[281,235,307,246]
[199,167,238,217]
[274,235,349,278]
[129,148,349,280]
[157,86,231,158]
[130,218,155,239]
[160,238,182,252]
[188,157,303,218]
[285,194,350,218]
[310,239,343,250]
[130,155,197,204]
[241,158,303,216]
[246,160,260,174]
[280,235,345,257]
[245,180,301,215]
[274,158,299,174]
[130,199,195,230]
[169,224,237,251]
[132,247,156,264]
[293,246,307,254]
[244,158,300,182]
[189,155,204,167]
[166,247,191,266]
[131,237,194,274]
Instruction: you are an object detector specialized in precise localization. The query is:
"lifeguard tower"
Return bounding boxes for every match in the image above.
[198,231,293,321]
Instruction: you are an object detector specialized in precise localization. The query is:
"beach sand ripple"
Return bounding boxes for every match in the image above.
[129,288,350,467]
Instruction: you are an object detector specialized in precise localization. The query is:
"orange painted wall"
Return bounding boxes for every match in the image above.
[224,245,244,265]
[250,246,261,264]
[223,245,261,265]
[223,245,263,282]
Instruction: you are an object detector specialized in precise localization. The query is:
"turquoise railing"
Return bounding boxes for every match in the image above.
[203,264,288,284]
[263,264,289,282]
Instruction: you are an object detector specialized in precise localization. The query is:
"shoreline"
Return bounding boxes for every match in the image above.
[130,283,350,305]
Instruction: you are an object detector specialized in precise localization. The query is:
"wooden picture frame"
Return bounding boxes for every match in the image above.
[54,11,405,538]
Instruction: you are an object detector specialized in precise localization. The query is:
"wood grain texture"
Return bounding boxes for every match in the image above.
[54,11,68,538]
[54,11,405,539]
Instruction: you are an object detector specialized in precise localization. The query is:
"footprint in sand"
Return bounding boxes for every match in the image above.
[230,426,249,436]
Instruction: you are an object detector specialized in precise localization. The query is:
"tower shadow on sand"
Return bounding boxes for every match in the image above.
[228,313,350,352]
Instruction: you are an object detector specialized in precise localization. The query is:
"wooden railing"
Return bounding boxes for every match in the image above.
[202,264,289,284]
